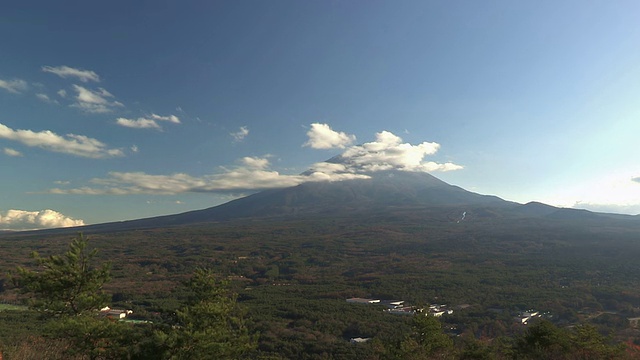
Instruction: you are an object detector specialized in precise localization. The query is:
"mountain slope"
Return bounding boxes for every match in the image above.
[64,170,515,232]
[11,170,629,236]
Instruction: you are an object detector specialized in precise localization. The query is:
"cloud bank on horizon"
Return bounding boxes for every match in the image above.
[539,171,640,216]
[0,209,84,231]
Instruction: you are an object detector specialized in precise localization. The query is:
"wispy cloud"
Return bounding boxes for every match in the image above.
[115,113,181,130]
[231,126,249,142]
[42,65,100,82]
[3,148,23,157]
[116,117,161,130]
[150,113,180,124]
[48,156,369,195]
[0,209,84,230]
[304,123,356,149]
[71,85,124,113]
[0,123,124,158]
[0,78,28,94]
[36,93,59,104]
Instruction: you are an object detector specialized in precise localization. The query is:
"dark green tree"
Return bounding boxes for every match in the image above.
[513,320,570,359]
[460,337,495,360]
[10,234,141,360]
[153,268,254,359]
[388,314,454,359]
[13,233,111,316]
[568,324,626,359]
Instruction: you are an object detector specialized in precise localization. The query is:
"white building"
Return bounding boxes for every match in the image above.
[346,298,380,304]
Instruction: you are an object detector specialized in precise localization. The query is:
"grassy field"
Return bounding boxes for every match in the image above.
[0,304,28,311]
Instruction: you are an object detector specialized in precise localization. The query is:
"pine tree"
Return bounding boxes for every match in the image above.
[11,234,135,360]
[13,233,111,317]
[154,268,254,359]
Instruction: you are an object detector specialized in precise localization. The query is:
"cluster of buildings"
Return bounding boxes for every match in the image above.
[517,310,541,325]
[346,298,454,317]
[99,306,133,320]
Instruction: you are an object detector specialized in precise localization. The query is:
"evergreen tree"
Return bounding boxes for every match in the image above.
[389,314,454,359]
[153,268,254,359]
[11,234,137,360]
[13,233,111,316]
[513,320,569,359]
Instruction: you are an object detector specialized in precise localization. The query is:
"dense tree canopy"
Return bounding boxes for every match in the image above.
[7,235,254,360]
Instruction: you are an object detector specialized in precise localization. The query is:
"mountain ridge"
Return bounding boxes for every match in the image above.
[4,170,636,235]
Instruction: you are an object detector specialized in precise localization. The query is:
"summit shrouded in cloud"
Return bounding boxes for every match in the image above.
[336,130,462,173]
[1,2,639,229]
[47,126,459,196]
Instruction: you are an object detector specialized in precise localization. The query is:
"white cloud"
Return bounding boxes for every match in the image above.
[36,93,58,104]
[150,113,181,124]
[0,122,124,158]
[115,113,181,130]
[0,209,85,231]
[305,162,372,182]
[241,156,269,169]
[57,89,67,98]
[3,148,22,157]
[46,128,462,195]
[0,78,28,94]
[48,156,369,195]
[116,117,161,130]
[71,85,124,113]
[131,145,139,153]
[336,130,462,173]
[42,65,100,82]
[231,126,249,142]
[304,123,356,149]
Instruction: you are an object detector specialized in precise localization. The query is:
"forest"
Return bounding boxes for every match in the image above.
[2,208,640,359]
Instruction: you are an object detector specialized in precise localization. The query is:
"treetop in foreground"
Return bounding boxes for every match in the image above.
[12,233,111,316]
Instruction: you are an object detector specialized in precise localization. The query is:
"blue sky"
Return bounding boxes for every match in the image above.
[2,1,640,230]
